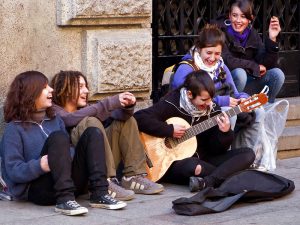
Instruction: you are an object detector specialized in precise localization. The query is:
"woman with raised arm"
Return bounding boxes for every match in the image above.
[214,0,284,104]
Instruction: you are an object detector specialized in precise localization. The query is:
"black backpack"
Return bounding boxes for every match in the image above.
[172,170,295,216]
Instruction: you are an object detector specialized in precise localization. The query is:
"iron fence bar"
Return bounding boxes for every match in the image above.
[152,0,159,96]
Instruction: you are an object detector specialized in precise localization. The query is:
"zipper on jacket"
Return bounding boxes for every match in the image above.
[37,123,49,137]
[15,119,50,137]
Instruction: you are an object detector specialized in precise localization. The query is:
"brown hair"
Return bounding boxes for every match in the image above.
[229,0,254,21]
[51,70,88,107]
[4,71,55,122]
[183,70,215,99]
[194,24,225,50]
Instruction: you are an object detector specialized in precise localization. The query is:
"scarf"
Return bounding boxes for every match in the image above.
[227,25,250,48]
[192,48,225,82]
[179,87,212,118]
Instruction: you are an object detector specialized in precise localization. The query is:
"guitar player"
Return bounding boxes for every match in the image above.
[134,71,255,192]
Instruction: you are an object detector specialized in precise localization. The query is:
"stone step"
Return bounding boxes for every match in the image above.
[285,97,300,127]
[285,97,300,121]
[286,119,300,127]
[277,125,300,159]
[275,97,300,159]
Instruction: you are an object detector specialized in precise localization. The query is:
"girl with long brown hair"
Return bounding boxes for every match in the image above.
[0,71,126,216]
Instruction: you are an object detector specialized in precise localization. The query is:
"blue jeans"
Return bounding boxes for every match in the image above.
[231,68,285,103]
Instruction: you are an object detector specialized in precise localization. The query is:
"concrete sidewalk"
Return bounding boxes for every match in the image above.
[0,157,299,225]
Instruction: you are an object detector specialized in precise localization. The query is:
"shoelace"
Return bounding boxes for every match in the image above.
[104,194,118,203]
[110,177,120,185]
[133,175,153,188]
[66,200,81,208]
[109,178,128,193]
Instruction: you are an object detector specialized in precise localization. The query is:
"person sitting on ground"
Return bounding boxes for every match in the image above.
[134,71,255,191]
[50,70,164,201]
[0,71,126,217]
[214,0,284,104]
[171,24,265,156]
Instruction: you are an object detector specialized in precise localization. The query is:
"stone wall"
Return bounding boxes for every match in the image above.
[0,0,152,133]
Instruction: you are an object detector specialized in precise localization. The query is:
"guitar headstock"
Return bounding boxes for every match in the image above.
[239,93,268,112]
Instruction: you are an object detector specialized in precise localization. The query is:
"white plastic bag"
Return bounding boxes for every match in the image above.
[253,100,289,171]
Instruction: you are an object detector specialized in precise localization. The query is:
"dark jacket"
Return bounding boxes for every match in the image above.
[213,17,280,78]
[134,90,234,159]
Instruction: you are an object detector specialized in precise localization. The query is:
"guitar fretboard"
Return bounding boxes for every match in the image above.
[176,106,242,144]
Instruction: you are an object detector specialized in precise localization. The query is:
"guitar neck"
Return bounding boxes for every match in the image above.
[177,106,242,144]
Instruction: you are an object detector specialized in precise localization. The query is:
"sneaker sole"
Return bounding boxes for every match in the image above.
[89,202,127,210]
[54,207,88,216]
[132,187,164,195]
[116,193,135,201]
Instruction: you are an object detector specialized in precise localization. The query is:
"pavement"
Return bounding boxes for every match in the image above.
[0,157,299,225]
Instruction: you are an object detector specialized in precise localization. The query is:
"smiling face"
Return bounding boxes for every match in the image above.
[76,76,89,108]
[188,90,212,111]
[35,84,53,111]
[229,5,251,34]
[199,44,222,68]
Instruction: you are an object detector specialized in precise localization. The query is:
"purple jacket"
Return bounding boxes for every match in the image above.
[171,54,249,107]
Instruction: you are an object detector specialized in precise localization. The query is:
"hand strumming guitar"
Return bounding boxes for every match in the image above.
[173,124,187,139]
[216,111,231,132]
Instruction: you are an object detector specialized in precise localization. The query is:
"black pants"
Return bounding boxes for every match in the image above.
[28,127,107,205]
[162,147,255,187]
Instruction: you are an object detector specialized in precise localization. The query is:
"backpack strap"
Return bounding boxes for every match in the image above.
[176,59,199,72]
[168,59,199,90]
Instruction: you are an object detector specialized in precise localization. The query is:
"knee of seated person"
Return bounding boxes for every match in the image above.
[232,68,247,77]
[268,68,285,81]
[242,147,256,165]
[82,116,103,128]
[82,126,104,139]
[48,131,69,145]
[231,68,247,87]
[124,116,139,127]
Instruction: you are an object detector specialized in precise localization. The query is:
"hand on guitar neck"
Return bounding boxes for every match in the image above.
[215,111,231,132]
[229,97,247,107]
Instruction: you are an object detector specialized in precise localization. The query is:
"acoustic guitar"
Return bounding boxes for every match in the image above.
[140,93,268,182]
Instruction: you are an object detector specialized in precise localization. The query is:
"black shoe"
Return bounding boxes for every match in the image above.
[55,200,88,216]
[89,194,127,210]
[189,177,206,192]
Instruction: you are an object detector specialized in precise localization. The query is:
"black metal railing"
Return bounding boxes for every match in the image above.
[152,0,300,102]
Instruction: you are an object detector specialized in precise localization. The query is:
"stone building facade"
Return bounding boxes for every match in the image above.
[0,0,153,132]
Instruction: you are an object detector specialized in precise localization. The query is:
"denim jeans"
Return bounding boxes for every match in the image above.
[231,68,285,103]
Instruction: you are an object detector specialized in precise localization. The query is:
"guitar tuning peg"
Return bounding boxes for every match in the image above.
[260,85,270,94]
